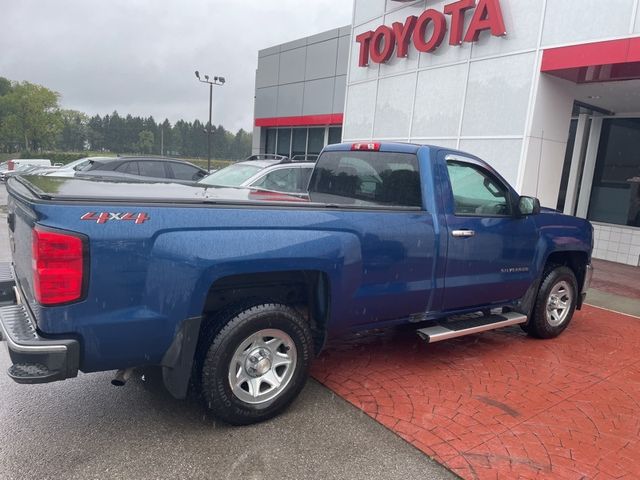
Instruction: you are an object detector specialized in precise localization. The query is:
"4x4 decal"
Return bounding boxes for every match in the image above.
[81,212,150,224]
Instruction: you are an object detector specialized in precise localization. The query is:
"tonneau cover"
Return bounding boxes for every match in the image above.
[9,175,308,205]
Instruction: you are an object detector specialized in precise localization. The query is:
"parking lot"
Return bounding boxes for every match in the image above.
[1,183,639,479]
[0,184,453,480]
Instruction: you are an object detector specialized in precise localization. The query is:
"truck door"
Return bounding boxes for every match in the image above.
[441,153,538,311]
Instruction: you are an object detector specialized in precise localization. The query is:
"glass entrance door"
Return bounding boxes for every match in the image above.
[588,118,640,228]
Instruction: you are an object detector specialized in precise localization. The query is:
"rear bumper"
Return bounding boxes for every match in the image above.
[0,263,79,384]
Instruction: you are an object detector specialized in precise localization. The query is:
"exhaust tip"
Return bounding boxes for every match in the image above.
[111,368,133,387]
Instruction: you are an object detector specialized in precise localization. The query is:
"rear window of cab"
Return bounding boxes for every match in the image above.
[308,151,422,208]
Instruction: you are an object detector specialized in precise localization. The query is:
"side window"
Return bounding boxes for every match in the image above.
[77,160,97,172]
[170,162,204,181]
[116,162,139,175]
[138,161,168,178]
[72,160,91,171]
[446,160,511,216]
[298,167,313,192]
[252,168,299,193]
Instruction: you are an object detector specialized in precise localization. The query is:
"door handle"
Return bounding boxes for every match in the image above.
[452,229,475,238]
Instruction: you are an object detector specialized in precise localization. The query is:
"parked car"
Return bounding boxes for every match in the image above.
[0,161,10,180]
[1,163,60,181]
[69,156,208,184]
[42,157,116,178]
[8,159,52,169]
[3,165,46,180]
[0,159,55,181]
[198,155,315,193]
[1,142,593,426]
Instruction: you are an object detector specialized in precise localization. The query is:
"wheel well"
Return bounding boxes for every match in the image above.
[545,251,589,288]
[200,270,330,353]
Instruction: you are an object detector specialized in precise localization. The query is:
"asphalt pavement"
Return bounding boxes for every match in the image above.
[0,183,455,480]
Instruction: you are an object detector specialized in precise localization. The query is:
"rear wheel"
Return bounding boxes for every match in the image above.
[527,266,578,339]
[200,303,313,425]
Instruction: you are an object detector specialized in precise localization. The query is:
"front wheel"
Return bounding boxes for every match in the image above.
[200,303,313,425]
[527,266,578,339]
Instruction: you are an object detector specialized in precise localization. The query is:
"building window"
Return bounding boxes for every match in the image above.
[588,118,640,227]
[262,125,343,159]
[307,128,325,155]
[292,128,307,158]
[328,126,342,145]
[265,128,277,155]
[276,129,292,157]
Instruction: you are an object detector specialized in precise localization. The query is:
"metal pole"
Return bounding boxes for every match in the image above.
[195,71,224,170]
[207,83,213,172]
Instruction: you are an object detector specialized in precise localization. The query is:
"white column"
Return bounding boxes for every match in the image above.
[575,116,603,219]
[252,126,262,155]
[563,113,589,216]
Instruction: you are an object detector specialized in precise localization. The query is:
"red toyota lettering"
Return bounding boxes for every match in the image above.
[393,16,417,58]
[413,9,447,53]
[464,0,507,42]
[370,25,396,64]
[443,0,476,46]
[356,31,374,67]
[355,0,507,66]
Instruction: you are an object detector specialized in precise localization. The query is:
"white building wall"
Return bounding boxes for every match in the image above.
[518,74,575,207]
[345,0,640,192]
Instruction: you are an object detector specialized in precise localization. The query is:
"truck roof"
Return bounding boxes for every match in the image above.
[323,142,424,154]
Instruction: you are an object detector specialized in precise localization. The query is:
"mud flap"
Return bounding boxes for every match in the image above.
[161,316,202,399]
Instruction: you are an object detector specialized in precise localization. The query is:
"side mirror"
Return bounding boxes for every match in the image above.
[518,196,541,216]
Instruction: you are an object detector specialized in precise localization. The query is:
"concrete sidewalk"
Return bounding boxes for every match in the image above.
[588,258,640,317]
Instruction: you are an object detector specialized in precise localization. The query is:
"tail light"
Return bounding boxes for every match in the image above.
[32,227,85,305]
[8,159,14,171]
[351,142,381,151]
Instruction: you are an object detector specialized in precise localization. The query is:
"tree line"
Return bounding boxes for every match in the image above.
[0,77,252,160]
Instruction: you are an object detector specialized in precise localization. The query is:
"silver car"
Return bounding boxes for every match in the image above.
[42,157,115,178]
[198,155,315,194]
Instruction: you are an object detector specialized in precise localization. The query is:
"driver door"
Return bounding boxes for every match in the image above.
[442,154,538,311]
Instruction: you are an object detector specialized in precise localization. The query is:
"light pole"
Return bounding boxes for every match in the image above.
[195,70,225,172]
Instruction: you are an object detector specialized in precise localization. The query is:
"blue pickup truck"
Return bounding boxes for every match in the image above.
[0,142,593,425]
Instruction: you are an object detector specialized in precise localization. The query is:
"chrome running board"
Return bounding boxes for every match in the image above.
[417,311,527,343]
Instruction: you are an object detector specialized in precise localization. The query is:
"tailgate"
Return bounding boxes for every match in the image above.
[7,179,90,328]
[7,180,38,314]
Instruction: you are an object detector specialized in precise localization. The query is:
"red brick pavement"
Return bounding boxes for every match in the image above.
[311,305,640,479]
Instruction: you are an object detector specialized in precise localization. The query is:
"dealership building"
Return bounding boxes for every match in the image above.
[253,0,640,266]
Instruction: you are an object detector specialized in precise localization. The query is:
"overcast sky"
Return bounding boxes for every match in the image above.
[0,0,353,132]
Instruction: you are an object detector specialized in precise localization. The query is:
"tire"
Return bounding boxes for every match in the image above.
[527,266,578,339]
[200,303,313,425]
